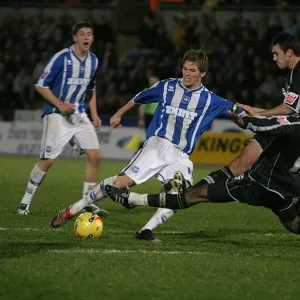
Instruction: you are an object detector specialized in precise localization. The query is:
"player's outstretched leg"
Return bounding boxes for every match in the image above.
[107,170,192,209]
[81,182,109,217]
[51,176,116,228]
[106,175,209,210]
[51,205,74,228]
[105,186,134,208]
[106,185,188,209]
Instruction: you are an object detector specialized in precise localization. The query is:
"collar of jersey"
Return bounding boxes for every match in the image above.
[178,79,204,92]
[70,45,89,63]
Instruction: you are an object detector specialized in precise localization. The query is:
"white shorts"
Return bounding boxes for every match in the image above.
[122,136,193,185]
[40,113,100,159]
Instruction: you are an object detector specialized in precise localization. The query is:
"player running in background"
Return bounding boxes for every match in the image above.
[238,32,300,116]
[106,111,300,235]
[18,21,107,217]
[51,49,244,239]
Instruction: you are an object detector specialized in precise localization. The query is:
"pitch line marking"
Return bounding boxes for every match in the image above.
[0,227,297,237]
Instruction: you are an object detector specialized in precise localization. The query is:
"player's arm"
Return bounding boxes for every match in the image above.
[132,79,167,105]
[231,113,300,139]
[211,93,245,118]
[35,86,74,114]
[254,104,293,117]
[110,99,136,128]
[237,103,266,116]
[237,103,293,117]
[88,89,102,128]
[242,69,300,117]
[110,80,166,129]
[237,103,293,116]
[35,53,75,114]
[138,105,145,128]
[86,58,101,128]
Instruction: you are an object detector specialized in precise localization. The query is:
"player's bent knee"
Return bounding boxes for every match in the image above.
[86,149,102,164]
[281,218,300,235]
[115,175,135,189]
[94,151,102,164]
[273,204,300,234]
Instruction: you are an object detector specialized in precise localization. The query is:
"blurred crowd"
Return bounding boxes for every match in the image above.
[0,14,115,120]
[116,11,300,114]
[0,7,300,120]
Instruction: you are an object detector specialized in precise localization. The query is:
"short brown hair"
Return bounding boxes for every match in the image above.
[72,21,94,35]
[183,49,209,72]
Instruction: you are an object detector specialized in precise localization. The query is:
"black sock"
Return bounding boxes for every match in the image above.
[147,193,189,209]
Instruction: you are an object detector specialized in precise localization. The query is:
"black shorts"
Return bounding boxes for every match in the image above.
[207,175,293,211]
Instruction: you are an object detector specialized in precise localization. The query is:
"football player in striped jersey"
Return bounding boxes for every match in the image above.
[51,49,244,240]
[18,21,107,217]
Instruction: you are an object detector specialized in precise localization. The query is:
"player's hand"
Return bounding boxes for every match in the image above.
[237,103,256,116]
[92,115,102,128]
[228,104,246,128]
[58,103,76,114]
[110,114,122,129]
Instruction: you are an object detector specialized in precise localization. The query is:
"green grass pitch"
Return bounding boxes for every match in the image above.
[0,155,299,300]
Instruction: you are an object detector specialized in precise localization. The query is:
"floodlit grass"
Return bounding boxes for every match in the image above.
[0,156,299,300]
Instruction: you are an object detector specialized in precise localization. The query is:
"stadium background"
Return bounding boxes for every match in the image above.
[1,1,300,300]
[1,0,300,164]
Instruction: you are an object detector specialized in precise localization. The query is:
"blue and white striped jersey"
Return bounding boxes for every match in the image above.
[133,78,243,154]
[36,45,99,117]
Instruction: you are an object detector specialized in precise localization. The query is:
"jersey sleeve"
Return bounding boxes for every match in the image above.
[35,52,65,88]
[283,68,300,113]
[245,115,300,139]
[133,80,168,105]
[210,92,244,117]
[87,56,99,90]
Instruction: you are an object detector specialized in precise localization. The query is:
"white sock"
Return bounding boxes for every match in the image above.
[128,193,149,206]
[70,176,117,215]
[20,164,47,206]
[139,208,177,232]
[82,182,97,197]
[139,188,178,232]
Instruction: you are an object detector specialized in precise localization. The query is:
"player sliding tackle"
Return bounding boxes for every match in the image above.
[106,108,300,235]
[51,49,244,241]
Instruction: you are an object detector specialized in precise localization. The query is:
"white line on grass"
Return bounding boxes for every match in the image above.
[0,227,43,231]
[48,249,206,255]
[47,249,297,258]
[0,227,185,234]
[0,227,296,237]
